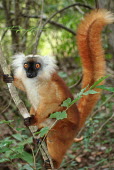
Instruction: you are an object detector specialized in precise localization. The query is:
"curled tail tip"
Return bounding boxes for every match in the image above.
[77,9,114,37]
[103,10,114,24]
[91,9,114,24]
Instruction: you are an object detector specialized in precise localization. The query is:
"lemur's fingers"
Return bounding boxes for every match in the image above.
[24,115,37,126]
[3,74,14,83]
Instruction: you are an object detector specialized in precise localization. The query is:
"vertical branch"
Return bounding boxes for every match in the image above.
[33,0,44,54]
[32,3,92,54]
[2,0,20,53]
[95,0,99,9]
[13,0,20,52]
[0,44,31,119]
[21,0,31,52]
[0,44,54,169]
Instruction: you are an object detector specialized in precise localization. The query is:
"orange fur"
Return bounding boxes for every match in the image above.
[14,73,80,168]
[12,9,114,168]
[77,9,114,129]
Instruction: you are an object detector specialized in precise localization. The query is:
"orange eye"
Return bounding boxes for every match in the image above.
[36,63,40,69]
[24,63,28,68]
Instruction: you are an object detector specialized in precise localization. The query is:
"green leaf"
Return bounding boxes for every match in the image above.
[12,146,24,154]
[70,87,88,105]
[19,151,33,164]
[61,98,72,107]
[5,150,13,157]
[39,127,50,137]
[0,147,10,153]
[9,153,20,160]
[12,134,22,141]
[21,164,33,170]
[0,158,9,163]
[18,137,33,146]
[58,71,67,78]
[16,128,26,131]
[0,120,14,124]
[0,139,13,147]
[90,76,109,89]
[96,85,114,92]
[83,90,99,95]
[50,111,67,120]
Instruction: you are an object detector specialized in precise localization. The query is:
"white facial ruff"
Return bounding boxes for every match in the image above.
[12,53,58,110]
[12,53,57,80]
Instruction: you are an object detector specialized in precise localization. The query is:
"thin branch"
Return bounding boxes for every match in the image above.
[33,0,44,54]
[91,94,114,117]
[33,2,93,53]
[95,0,99,9]
[1,29,8,41]
[21,0,31,51]
[2,0,20,53]
[70,0,84,14]
[70,75,82,89]
[21,14,76,35]
[92,112,114,140]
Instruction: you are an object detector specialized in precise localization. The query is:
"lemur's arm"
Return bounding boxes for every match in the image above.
[13,77,25,91]
[3,74,25,91]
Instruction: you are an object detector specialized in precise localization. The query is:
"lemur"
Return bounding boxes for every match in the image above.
[3,9,114,168]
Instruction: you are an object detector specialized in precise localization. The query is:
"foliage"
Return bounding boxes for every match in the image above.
[38,76,109,138]
[96,85,114,92]
[0,125,34,167]
[0,0,114,169]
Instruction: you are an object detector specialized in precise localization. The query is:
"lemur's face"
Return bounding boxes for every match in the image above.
[12,53,57,80]
[23,61,41,78]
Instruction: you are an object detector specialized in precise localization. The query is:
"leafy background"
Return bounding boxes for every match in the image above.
[0,0,114,169]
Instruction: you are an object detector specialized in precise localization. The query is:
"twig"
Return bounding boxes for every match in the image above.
[33,2,93,53]
[21,0,31,52]
[69,75,82,89]
[70,0,84,14]
[30,146,37,170]
[92,112,114,140]
[1,29,8,41]
[33,0,44,54]
[91,94,114,117]
[0,44,54,169]
[95,0,99,9]
[21,14,76,35]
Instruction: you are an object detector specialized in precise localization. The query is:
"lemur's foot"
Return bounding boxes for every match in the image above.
[3,74,14,83]
[24,115,36,126]
[33,138,42,144]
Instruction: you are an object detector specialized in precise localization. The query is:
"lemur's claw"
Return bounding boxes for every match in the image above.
[3,74,14,83]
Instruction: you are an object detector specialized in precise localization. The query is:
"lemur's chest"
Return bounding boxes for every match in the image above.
[22,78,40,110]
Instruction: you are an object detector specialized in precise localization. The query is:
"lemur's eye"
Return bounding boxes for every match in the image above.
[24,63,28,69]
[35,63,41,69]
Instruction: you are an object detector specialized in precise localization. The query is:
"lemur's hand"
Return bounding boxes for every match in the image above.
[24,115,37,127]
[3,74,14,83]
